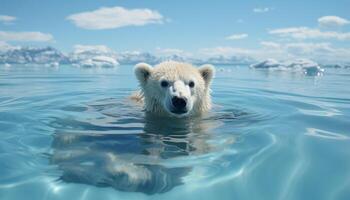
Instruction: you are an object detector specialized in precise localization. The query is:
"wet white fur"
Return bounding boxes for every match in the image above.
[133,61,215,117]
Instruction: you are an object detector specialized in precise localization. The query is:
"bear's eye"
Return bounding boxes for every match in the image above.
[189,81,195,88]
[160,80,169,88]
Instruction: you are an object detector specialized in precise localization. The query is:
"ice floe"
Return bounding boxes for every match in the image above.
[70,45,119,68]
[250,58,325,75]
[44,62,59,67]
[75,55,119,68]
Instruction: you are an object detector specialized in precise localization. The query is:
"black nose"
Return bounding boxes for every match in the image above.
[171,96,187,110]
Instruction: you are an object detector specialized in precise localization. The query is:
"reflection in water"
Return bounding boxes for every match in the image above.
[49,98,229,194]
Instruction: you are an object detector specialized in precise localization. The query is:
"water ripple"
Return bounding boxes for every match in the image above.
[44,98,268,194]
[305,128,349,140]
[2,66,350,199]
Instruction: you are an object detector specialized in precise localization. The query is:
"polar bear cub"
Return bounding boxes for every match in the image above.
[133,61,215,117]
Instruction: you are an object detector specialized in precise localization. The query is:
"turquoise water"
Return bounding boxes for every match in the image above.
[0,65,350,200]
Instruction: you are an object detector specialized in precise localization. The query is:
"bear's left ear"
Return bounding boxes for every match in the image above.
[134,63,153,85]
[199,64,215,85]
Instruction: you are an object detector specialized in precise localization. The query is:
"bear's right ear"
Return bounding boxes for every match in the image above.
[134,63,153,85]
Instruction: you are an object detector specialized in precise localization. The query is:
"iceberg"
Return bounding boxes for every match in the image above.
[250,58,280,69]
[285,59,324,76]
[250,58,324,76]
[70,45,119,68]
[77,56,119,68]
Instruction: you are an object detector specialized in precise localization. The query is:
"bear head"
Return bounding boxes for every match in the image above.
[134,61,215,117]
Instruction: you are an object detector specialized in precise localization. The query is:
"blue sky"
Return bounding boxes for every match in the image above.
[1,0,350,62]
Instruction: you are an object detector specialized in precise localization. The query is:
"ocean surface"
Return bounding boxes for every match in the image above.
[0,65,349,200]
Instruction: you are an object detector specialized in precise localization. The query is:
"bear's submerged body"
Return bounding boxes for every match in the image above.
[50,97,225,194]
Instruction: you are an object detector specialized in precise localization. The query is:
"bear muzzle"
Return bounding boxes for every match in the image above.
[170,96,188,114]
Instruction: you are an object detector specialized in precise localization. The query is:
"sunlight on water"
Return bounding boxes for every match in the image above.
[48,97,253,194]
[306,128,349,140]
[0,65,350,200]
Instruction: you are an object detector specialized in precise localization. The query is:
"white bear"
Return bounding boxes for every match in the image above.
[133,61,215,117]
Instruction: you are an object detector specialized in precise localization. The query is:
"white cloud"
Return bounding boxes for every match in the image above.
[253,7,271,13]
[155,47,191,57]
[260,41,281,48]
[258,41,350,63]
[269,27,350,40]
[285,42,333,54]
[283,42,350,63]
[0,15,16,24]
[73,44,115,54]
[261,41,333,53]
[195,42,350,63]
[318,16,349,27]
[226,33,248,40]
[67,6,164,30]
[0,31,53,42]
[196,46,290,62]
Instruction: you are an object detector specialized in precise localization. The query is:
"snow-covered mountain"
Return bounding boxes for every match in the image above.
[201,55,255,65]
[2,45,348,68]
[0,46,69,65]
[0,45,259,66]
[117,51,159,65]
